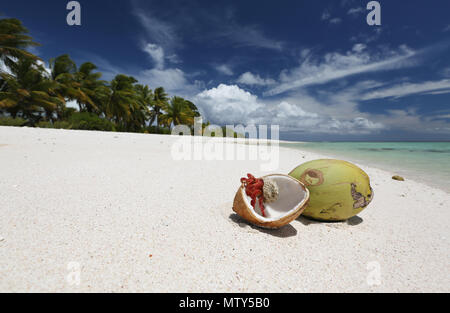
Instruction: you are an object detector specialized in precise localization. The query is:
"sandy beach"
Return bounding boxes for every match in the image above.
[0,126,449,292]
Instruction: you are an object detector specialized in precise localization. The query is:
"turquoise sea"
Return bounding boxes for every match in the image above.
[281,142,450,192]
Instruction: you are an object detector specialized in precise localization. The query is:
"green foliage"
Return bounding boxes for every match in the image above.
[68,112,116,131]
[0,18,41,69]
[147,125,171,134]
[36,121,53,128]
[59,107,77,120]
[152,87,169,132]
[37,120,71,129]
[53,121,72,129]
[160,96,196,127]
[0,116,27,126]
[0,58,64,123]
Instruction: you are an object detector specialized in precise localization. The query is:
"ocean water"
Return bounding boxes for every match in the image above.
[281,142,450,192]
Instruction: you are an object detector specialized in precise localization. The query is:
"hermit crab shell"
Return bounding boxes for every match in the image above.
[233,174,310,229]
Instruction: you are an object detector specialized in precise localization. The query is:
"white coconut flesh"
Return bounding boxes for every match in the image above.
[242,175,308,222]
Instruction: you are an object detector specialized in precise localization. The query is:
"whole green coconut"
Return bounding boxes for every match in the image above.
[289,159,373,221]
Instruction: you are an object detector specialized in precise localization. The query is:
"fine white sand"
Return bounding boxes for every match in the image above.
[0,126,449,292]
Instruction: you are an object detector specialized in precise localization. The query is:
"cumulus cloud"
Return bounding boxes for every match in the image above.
[236,72,276,86]
[194,84,260,125]
[193,84,384,134]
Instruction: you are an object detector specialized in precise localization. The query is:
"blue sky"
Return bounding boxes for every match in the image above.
[3,0,450,141]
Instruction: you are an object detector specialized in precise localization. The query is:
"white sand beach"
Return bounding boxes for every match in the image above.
[0,126,449,292]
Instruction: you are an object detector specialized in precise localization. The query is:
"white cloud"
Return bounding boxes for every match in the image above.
[321,9,342,24]
[361,79,450,100]
[422,89,450,96]
[0,60,12,75]
[137,41,201,96]
[329,18,342,24]
[264,45,416,96]
[352,43,367,53]
[166,54,182,64]
[221,24,283,51]
[133,10,180,51]
[237,72,276,86]
[214,64,233,76]
[33,60,52,78]
[380,110,450,134]
[143,43,165,69]
[193,84,384,134]
[433,114,450,119]
[139,68,193,94]
[279,80,450,135]
[66,100,79,109]
[321,10,331,20]
[133,2,283,52]
[194,84,260,125]
[347,7,364,16]
[443,25,450,32]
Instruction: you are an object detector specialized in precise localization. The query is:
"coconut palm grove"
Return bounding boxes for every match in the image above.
[0,17,201,133]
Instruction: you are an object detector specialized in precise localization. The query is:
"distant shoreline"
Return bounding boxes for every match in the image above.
[281,141,450,193]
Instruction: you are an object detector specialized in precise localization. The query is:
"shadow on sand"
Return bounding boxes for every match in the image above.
[297,215,364,226]
[228,213,298,238]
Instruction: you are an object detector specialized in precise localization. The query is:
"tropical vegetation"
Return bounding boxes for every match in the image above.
[0,17,202,134]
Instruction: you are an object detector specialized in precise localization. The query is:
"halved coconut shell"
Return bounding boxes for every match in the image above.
[232,174,310,229]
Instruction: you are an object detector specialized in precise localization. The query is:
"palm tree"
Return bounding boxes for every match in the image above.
[75,62,107,113]
[152,87,169,133]
[49,54,95,115]
[0,18,40,70]
[105,74,139,125]
[160,96,196,128]
[185,99,200,117]
[0,58,64,123]
[135,84,153,129]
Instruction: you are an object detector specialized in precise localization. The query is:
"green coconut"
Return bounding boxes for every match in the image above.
[289,159,373,221]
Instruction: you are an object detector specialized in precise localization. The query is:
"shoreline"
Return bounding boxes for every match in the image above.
[0,126,449,292]
[280,142,450,193]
